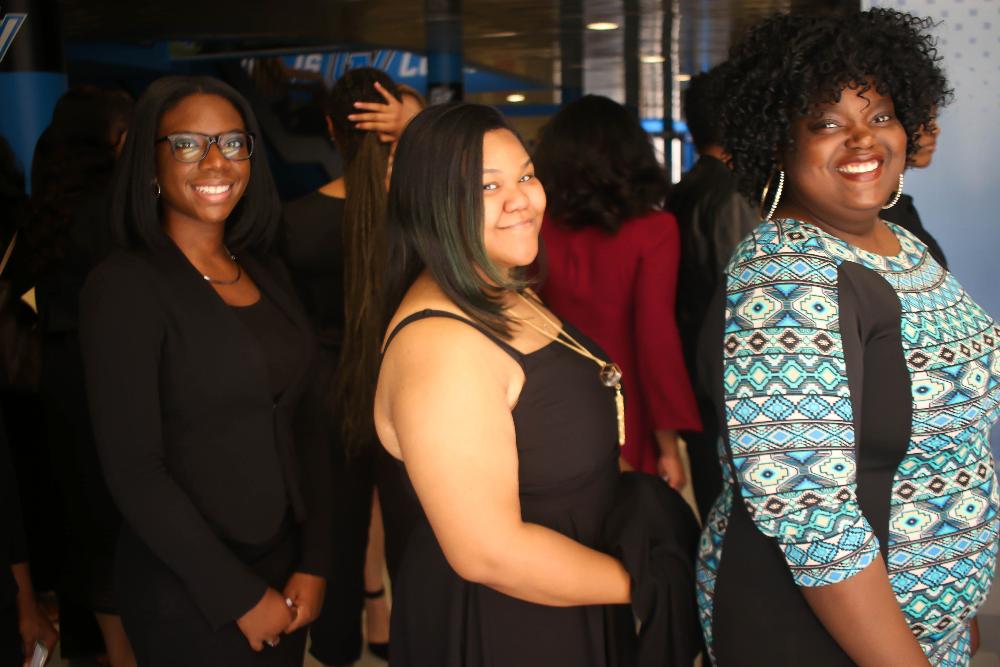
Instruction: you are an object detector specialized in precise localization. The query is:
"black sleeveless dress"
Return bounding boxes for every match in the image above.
[378,309,627,667]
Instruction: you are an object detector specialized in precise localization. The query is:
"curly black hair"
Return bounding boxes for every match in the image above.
[533,95,669,233]
[721,8,951,202]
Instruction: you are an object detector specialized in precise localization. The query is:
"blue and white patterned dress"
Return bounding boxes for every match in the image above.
[696,218,999,666]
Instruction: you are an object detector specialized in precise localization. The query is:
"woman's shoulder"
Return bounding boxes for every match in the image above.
[622,209,677,232]
[87,247,156,282]
[283,190,346,225]
[724,218,844,290]
[81,248,165,320]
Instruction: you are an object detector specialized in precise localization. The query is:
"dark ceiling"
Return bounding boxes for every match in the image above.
[59,0,858,95]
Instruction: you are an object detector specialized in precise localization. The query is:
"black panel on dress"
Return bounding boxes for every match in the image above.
[711,261,912,666]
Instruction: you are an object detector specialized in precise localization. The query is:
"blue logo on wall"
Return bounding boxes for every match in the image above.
[0,12,27,64]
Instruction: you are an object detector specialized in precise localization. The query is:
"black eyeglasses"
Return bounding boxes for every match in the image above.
[156,131,255,163]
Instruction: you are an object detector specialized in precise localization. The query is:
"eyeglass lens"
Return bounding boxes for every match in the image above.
[167,132,253,162]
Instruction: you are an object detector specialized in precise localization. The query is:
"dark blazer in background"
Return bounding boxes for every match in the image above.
[80,244,331,629]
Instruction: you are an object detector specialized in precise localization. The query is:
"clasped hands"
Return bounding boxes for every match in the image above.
[236,572,326,652]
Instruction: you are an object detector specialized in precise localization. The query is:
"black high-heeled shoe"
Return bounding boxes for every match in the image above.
[365,587,389,661]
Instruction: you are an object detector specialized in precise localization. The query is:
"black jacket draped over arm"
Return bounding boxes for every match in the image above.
[80,244,331,629]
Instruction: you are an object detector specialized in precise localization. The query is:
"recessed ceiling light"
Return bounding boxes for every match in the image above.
[675,73,692,81]
[506,93,526,103]
[640,55,666,64]
[586,21,619,31]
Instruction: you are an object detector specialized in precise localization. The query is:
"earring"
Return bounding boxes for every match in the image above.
[152,180,161,199]
[882,173,904,210]
[760,170,785,221]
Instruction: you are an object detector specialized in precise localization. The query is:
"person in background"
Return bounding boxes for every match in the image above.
[534,94,701,487]
[25,85,137,667]
[879,114,948,268]
[283,67,418,666]
[81,75,331,664]
[0,138,59,667]
[668,64,759,519]
[697,10,995,665]
[1,411,59,667]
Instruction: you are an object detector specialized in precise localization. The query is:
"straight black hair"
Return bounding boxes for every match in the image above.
[109,75,281,253]
[385,102,528,339]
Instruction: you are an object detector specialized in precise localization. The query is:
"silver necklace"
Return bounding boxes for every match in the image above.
[202,251,242,285]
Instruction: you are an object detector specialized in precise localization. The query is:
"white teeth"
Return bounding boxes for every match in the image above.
[194,184,231,195]
[837,159,879,174]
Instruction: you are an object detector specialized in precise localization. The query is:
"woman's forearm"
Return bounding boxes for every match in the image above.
[801,556,929,666]
[459,522,631,607]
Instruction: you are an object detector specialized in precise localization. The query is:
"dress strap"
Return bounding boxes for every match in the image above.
[381,309,524,366]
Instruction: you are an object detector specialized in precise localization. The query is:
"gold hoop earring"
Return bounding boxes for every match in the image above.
[152,180,161,199]
[760,170,784,221]
[882,173,904,210]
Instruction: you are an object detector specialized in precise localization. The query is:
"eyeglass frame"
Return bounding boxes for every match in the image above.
[155,131,256,163]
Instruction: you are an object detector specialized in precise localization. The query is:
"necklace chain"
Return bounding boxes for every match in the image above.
[516,292,625,447]
[202,252,241,285]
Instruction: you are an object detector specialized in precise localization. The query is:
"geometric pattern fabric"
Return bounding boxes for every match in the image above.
[697,219,1000,666]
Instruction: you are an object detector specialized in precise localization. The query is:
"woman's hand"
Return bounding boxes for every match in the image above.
[236,587,295,651]
[348,82,420,143]
[17,600,58,667]
[654,429,686,491]
[282,572,326,633]
[12,563,58,666]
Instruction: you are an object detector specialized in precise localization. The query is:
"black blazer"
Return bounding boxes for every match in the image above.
[80,243,331,629]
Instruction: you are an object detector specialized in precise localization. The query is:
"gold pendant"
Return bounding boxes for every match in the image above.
[600,362,623,387]
[614,383,625,447]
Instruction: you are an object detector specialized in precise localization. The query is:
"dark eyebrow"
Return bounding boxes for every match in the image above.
[483,158,533,175]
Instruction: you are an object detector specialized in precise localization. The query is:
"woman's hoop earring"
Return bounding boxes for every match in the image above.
[760,170,784,221]
[882,173,904,210]
[152,180,161,199]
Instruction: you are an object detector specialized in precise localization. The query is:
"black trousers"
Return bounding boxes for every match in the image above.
[115,525,307,667]
[2,602,21,667]
[307,448,374,666]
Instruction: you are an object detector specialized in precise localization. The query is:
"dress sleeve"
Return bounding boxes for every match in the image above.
[722,235,878,587]
[80,257,267,628]
[634,213,702,432]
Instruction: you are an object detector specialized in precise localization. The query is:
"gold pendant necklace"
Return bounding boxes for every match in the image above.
[516,292,625,447]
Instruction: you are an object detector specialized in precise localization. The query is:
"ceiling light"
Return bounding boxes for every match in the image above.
[675,73,692,81]
[586,21,619,31]
[506,93,526,103]
[640,55,665,64]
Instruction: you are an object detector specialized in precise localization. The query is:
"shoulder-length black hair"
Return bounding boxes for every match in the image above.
[533,95,670,234]
[110,75,281,253]
[385,102,528,338]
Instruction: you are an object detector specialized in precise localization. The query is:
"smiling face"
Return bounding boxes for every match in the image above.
[780,84,907,230]
[155,93,250,234]
[480,129,546,273]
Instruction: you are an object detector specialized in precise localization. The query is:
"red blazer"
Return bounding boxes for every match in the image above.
[540,210,702,473]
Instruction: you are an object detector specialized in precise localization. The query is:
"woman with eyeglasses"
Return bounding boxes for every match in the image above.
[80,76,331,666]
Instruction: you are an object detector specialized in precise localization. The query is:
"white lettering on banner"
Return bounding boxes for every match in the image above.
[0,13,27,64]
[399,52,427,78]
